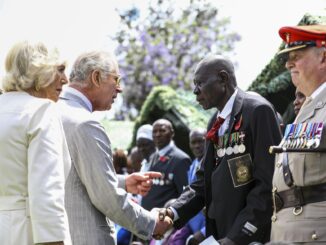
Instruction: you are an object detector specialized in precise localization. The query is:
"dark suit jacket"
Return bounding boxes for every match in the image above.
[142,144,191,211]
[171,89,282,245]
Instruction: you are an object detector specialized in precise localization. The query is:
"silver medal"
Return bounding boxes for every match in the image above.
[226,146,233,155]
[238,144,246,153]
[217,148,224,158]
[233,144,239,154]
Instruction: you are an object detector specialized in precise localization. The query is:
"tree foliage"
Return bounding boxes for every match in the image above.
[114,0,240,118]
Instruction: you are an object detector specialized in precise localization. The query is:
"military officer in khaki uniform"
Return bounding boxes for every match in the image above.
[271,25,326,244]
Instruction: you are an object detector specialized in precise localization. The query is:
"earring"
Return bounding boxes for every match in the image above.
[35,82,40,92]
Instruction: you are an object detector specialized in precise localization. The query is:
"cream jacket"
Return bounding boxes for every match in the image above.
[0,92,71,244]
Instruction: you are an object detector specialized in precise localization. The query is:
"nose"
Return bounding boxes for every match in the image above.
[61,74,68,85]
[285,60,293,70]
[193,86,200,95]
[293,98,298,106]
[116,87,123,93]
[153,131,160,138]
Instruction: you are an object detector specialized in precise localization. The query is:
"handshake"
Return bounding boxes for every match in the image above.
[151,208,175,240]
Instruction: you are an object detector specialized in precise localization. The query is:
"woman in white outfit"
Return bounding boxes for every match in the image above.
[0,41,71,245]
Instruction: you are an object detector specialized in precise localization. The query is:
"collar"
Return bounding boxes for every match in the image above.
[63,87,93,112]
[158,141,174,156]
[311,82,326,99]
[218,88,238,119]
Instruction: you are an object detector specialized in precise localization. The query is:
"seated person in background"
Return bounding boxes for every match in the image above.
[128,147,143,173]
[293,88,306,116]
[136,124,156,173]
[113,149,129,175]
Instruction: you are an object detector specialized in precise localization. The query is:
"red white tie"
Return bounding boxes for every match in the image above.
[206,116,225,143]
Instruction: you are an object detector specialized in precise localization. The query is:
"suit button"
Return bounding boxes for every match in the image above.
[276,163,282,168]
[312,233,318,240]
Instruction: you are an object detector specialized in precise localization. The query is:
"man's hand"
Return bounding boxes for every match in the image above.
[158,207,174,221]
[218,237,237,245]
[187,231,205,245]
[125,172,162,196]
[151,209,174,240]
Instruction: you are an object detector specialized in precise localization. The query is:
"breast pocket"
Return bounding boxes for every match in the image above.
[290,153,322,186]
[227,153,254,188]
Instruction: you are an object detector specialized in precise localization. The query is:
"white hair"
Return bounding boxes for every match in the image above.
[69,51,119,87]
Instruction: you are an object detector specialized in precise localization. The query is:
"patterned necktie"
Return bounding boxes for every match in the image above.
[206,116,225,143]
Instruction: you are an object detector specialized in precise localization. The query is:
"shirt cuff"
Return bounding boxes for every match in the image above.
[169,207,179,221]
[117,174,126,189]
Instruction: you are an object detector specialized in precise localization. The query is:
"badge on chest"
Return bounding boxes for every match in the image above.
[228,153,254,187]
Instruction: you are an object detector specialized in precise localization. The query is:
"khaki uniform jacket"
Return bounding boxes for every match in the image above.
[271,85,326,243]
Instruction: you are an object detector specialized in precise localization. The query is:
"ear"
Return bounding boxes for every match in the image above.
[91,70,101,87]
[218,70,229,83]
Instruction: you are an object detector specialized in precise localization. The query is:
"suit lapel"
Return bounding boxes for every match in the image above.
[296,96,326,122]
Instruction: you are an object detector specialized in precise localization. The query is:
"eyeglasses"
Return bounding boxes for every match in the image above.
[108,72,121,87]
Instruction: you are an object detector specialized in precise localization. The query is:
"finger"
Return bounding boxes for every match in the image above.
[152,234,163,240]
[132,173,149,181]
[158,209,166,221]
[139,190,149,196]
[144,171,162,179]
[140,180,152,189]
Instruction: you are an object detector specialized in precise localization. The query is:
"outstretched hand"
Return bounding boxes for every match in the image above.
[151,208,174,240]
[125,172,162,196]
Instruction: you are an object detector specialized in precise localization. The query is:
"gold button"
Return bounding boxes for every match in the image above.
[312,233,318,240]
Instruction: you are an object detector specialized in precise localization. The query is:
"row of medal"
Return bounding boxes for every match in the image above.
[152,173,174,186]
[279,122,324,149]
[214,131,246,158]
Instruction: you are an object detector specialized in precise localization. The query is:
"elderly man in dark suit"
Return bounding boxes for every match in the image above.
[141,119,191,211]
[158,55,282,245]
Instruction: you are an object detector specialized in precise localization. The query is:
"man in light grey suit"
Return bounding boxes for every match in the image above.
[57,51,172,245]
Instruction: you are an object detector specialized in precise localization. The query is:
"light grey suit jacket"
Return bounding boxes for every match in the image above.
[58,88,155,245]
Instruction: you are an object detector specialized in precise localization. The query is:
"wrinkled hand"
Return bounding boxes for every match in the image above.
[151,209,173,240]
[158,207,174,221]
[188,231,205,245]
[125,172,162,196]
[218,237,237,245]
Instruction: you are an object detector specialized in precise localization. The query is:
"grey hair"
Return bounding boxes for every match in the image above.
[189,128,207,139]
[69,51,119,87]
[2,41,63,92]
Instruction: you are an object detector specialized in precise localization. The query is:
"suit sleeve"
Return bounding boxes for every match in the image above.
[70,120,156,240]
[171,164,206,229]
[228,103,282,244]
[173,156,191,194]
[170,117,216,229]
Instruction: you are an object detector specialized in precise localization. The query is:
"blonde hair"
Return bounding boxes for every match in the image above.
[2,41,64,92]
